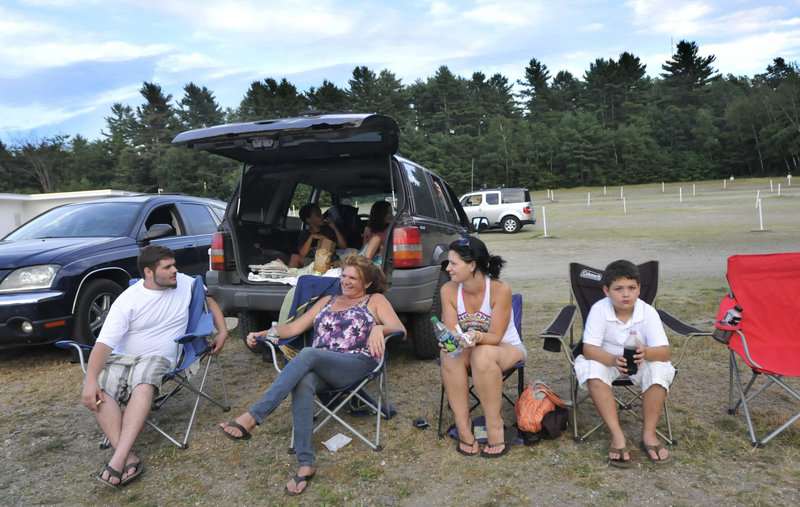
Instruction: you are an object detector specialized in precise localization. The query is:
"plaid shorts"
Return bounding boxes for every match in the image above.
[98,354,171,404]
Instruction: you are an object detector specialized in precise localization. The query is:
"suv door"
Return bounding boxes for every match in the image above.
[483,191,502,225]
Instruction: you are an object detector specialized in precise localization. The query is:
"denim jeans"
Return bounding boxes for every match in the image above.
[247,347,377,467]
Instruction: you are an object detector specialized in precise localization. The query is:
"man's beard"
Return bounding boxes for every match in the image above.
[154,274,177,289]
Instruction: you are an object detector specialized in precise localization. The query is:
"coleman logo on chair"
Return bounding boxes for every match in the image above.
[580,269,602,281]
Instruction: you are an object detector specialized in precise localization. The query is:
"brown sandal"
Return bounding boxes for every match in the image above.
[608,446,632,468]
[640,441,672,465]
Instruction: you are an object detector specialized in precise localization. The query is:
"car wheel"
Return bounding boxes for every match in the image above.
[502,216,520,233]
[72,279,124,346]
[408,271,449,359]
[238,310,268,353]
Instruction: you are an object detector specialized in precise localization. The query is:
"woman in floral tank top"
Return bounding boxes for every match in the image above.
[219,255,405,495]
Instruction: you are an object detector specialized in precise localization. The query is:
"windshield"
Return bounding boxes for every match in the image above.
[4,202,141,240]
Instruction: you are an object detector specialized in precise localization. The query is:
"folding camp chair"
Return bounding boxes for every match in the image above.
[436,294,526,438]
[715,252,800,447]
[540,261,709,444]
[56,275,231,449]
[258,274,403,451]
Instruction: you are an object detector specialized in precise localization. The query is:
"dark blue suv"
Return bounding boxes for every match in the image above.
[0,194,225,349]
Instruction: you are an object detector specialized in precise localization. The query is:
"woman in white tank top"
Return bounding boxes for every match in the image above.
[439,236,525,458]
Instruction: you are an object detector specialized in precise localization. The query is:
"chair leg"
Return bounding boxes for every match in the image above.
[437,384,448,438]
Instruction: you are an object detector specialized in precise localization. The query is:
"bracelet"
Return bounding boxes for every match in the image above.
[475,331,483,344]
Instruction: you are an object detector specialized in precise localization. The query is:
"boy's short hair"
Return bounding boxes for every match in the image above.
[299,203,320,224]
[602,259,640,287]
[137,245,175,277]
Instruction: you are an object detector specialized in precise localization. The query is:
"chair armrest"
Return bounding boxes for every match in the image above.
[656,309,712,368]
[657,309,711,337]
[55,340,93,374]
[540,304,577,353]
[541,305,577,338]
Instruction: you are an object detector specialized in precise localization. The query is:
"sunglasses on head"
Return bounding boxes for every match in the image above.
[457,237,470,247]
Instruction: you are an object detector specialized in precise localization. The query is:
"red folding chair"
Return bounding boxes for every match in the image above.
[715,252,800,447]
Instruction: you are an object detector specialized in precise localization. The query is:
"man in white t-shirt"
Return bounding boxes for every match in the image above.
[82,245,228,488]
[573,260,675,467]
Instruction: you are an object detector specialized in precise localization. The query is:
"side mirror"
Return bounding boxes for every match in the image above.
[472,217,489,231]
[144,223,175,241]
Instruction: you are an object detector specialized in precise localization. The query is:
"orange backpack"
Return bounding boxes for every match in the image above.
[515,381,567,434]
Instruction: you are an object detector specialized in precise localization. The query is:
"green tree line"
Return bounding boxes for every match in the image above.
[0,40,797,200]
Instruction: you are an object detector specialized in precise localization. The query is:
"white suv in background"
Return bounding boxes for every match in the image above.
[459,187,535,233]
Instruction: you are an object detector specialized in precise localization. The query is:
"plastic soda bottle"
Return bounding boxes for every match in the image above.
[431,316,461,357]
[623,330,640,375]
[266,321,280,344]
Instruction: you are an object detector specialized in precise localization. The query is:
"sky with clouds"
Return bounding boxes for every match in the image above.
[1,0,799,143]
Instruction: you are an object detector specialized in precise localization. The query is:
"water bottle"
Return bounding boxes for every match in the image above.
[266,321,280,344]
[623,330,640,376]
[431,317,461,357]
[723,306,743,326]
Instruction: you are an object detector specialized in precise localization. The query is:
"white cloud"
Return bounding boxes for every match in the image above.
[707,29,800,76]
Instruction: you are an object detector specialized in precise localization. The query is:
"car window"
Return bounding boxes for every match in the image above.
[4,202,140,240]
[144,205,182,235]
[486,193,500,205]
[462,194,482,207]
[240,173,282,223]
[502,189,525,203]
[209,205,225,223]
[177,203,218,235]
[430,174,459,224]
[403,162,437,219]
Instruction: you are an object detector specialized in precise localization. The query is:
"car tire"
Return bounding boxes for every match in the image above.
[238,310,268,353]
[501,216,520,233]
[409,271,449,359]
[72,279,124,346]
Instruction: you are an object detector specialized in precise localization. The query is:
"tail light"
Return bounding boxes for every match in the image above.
[393,226,423,268]
[210,232,226,271]
[523,206,531,215]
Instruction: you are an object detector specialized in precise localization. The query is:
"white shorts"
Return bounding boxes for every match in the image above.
[574,355,675,393]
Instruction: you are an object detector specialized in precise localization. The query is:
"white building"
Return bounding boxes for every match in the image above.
[0,189,138,237]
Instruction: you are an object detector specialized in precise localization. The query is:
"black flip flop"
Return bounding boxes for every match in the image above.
[219,421,252,441]
[120,461,144,486]
[456,437,478,456]
[285,471,315,495]
[96,464,123,489]
[481,442,510,458]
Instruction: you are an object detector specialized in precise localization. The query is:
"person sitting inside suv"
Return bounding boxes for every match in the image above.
[288,203,347,268]
[359,201,393,266]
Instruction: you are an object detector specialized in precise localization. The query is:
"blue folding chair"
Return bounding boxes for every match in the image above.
[436,294,526,438]
[257,275,403,451]
[57,275,231,449]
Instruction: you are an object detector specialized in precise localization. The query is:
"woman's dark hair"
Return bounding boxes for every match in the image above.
[448,236,505,279]
[343,254,388,293]
[366,201,392,233]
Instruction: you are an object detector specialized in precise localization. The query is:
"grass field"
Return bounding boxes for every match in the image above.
[1,177,799,506]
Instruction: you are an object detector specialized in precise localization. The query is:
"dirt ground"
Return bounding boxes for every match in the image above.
[2,178,799,506]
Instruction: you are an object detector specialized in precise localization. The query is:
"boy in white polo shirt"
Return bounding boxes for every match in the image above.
[574,260,674,467]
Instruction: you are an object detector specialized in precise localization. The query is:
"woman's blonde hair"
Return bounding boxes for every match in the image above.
[343,255,388,293]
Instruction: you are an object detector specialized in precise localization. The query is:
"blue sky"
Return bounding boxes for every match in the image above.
[1,0,799,143]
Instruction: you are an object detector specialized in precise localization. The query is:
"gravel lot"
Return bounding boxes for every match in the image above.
[1,178,799,506]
